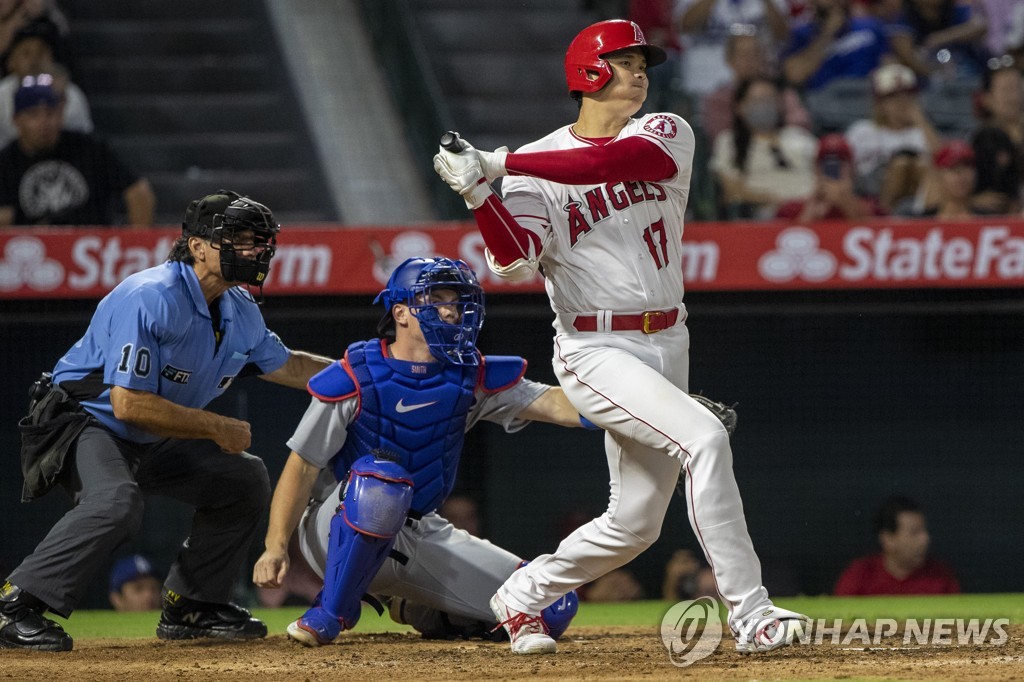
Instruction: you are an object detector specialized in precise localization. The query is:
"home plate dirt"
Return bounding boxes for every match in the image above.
[2,625,1021,681]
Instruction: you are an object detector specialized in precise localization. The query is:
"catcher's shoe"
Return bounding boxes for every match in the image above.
[156,588,266,640]
[489,593,556,655]
[734,605,810,653]
[287,606,344,647]
[0,582,72,652]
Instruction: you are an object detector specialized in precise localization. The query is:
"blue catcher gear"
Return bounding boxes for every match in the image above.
[374,257,485,366]
[289,455,413,647]
[542,592,578,640]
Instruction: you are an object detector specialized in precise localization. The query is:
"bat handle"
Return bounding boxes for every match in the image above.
[440,130,468,153]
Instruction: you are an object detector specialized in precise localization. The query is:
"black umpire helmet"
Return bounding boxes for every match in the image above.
[181,190,280,287]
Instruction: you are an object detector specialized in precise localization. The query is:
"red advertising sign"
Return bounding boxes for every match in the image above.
[2,218,1024,299]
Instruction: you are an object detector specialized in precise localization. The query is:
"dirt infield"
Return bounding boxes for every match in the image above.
[3,625,1022,681]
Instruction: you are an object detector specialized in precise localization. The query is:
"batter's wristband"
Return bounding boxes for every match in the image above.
[579,415,599,430]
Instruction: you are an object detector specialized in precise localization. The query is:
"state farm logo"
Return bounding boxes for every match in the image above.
[0,234,333,294]
[0,236,64,291]
[758,228,837,282]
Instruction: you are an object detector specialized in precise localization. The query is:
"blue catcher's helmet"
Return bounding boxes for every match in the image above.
[374,257,485,366]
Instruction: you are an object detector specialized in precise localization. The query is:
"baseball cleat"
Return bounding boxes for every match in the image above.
[0,582,72,652]
[287,606,344,647]
[156,588,267,640]
[734,605,810,653]
[489,593,556,655]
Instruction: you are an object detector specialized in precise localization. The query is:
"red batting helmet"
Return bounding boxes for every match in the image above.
[564,19,667,96]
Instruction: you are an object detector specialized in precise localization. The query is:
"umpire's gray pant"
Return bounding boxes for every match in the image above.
[8,424,271,617]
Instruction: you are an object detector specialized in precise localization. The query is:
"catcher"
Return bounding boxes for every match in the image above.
[252,257,581,645]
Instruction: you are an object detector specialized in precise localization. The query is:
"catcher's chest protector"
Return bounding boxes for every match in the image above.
[334,340,476,514]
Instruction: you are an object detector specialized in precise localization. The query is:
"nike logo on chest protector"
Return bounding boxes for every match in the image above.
[395,398,439,413]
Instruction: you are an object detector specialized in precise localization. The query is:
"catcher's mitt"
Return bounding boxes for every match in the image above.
[689,393,737,435]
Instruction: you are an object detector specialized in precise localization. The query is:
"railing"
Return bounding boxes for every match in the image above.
[356,0,465,219]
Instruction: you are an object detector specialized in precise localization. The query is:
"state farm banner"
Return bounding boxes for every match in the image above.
[2,218,1024,299]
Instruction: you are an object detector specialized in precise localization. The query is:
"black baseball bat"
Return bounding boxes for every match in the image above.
[440,131,468,153]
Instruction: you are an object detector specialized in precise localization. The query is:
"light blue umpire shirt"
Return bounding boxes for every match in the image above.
[52,260,290,443]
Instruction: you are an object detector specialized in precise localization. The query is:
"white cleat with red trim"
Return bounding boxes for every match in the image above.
[734,605,810,652]
[489,593,557,654]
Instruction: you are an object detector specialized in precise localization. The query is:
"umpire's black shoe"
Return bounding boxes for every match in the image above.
[0,581,73,652]
[156,588,267,640]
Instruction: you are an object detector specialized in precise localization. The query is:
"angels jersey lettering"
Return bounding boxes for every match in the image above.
[501,113,695,313]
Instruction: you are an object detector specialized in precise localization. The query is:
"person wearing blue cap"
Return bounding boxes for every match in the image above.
[108,555,161,612]
[0,73,154,226]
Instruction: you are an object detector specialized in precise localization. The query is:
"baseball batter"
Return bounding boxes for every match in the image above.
[434,19,808,655]
[252,257,579,649]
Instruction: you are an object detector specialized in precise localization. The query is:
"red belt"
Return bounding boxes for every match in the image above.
[571,308,680,334]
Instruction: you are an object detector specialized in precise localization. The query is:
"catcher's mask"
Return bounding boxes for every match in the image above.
[182,190,280,289]
[374,257,485,366]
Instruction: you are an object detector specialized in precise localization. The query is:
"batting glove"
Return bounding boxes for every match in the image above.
[447,135,509,180]
[433,148,492,210]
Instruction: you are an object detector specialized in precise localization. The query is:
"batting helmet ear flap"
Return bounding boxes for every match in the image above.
[564,19,667,96]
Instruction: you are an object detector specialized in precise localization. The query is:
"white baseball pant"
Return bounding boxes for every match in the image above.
[496,320,771,629]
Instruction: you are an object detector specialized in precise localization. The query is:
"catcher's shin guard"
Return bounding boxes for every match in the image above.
[320,455,414,629]
[541,591,578,640]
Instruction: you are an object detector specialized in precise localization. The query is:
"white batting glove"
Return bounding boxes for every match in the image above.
[433,148,492,210]
[461,139,509,180]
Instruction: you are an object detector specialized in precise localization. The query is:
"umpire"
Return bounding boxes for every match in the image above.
[0,191,332,651]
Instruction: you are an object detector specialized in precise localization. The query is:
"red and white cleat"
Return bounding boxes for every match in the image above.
[489,593,557,654]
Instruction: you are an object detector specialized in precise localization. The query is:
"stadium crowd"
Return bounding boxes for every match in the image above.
[626,0,1024,221]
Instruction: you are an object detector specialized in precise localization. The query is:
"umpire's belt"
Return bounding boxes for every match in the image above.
[568,306,685,334]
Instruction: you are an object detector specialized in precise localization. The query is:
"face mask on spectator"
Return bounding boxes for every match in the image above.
[744,101,781,132]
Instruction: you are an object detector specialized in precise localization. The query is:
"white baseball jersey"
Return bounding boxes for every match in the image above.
[501,112,695,314]
[491,112,776,631]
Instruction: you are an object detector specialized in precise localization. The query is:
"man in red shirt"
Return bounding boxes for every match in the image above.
[834,496,960,595]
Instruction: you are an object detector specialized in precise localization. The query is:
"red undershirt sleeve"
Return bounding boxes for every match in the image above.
[470,137,677,267]
[471,193,541,266]
[504,136,677,184]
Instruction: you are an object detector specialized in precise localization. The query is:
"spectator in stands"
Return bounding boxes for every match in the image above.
[710,75,817,218]
[977,0,1024,65]
[662,549,717,601]
[834,495,960,595]
[674,0,790,99]
[0,75,155,226]
[861,0,903,25]
[912,140,983,219]
[701,26,811,141]
[584,568,645,602]
[0,0,68,58]
[781,0,889,91]
[845,63,942,212]
[0,18,91,147]
[888,0,989,81]
[776,133,883,220]
[108,555,161,612]
[971,57,1022,214]
[439,494,482,537]
[629,0,681,114]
